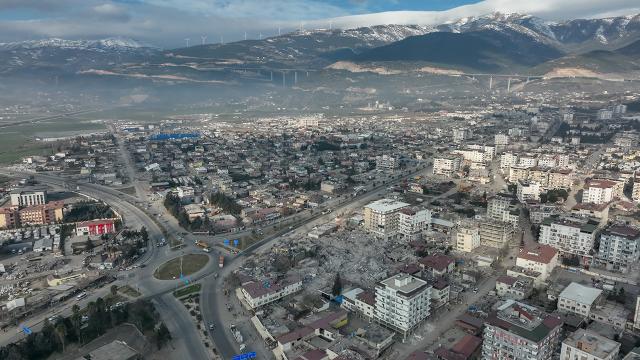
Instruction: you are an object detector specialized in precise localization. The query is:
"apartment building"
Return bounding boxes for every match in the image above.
[596,224,640,273]
[480,221,514,249]
[398,208,431,241]
[495,133,509,148]
[633,174,640,202]
[539,215,599,264]
[500,152,519,170]
[240,275,303,310]
[482,300,563,360]
[557,282,603,318]
[516,244,558,281]
[495,275,534,300]
[583,179,617,204]
[452,128,472,143]
[509,165,530,183]
[342,288,375,320]
[456,225,480,253]
[487,193,519,228]
[10,187,47,207]
[433,155,462,177]
[376,155,398,171]
[375,273,431,341]
[363,199,410,240]
[560,329,620,360]
[517,180,541,202]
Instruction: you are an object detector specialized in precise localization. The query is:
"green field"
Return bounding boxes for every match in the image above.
[154,254,209,280]
[173,283,202,298]
[0,117,106,164]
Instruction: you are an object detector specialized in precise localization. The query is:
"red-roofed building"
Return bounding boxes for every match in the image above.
[75,219,116,236]
[419,254,455,277]
[240,275,302,310]
[435,335,482,360]
[516,244,558,281]
[275,310,348,358]
[583,179,621,205]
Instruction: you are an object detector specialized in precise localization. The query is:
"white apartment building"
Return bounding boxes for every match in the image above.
[632,175,640,202]
[433,155,462,177]
[456,226,480,252]
[561,329,620,360]
[342,288,375,320]
[363,199,410,240]
[500,152,519,170]
[495,133,509,148]
[452,128,472,143]
[480,220,514,249]
[376,155,398,171]
[176,186,195,198]
[398,208,431,241]
[558,282,603,318]
[517,180,541,202]
[596,224,640,273]
[597,109,613,120]
[518,155,538,168]
[516,244,559,281]
[375,273,431,341]
[539,216,599,263]
[10,188,47,207]
[583,179,617,204]
[240,275,303,310]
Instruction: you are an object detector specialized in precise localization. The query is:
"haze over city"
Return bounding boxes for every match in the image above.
[2,1,640,360]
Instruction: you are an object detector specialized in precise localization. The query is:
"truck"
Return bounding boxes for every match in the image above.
[230,324,243,343]
[195,240,208,249]
[219,255,224,268]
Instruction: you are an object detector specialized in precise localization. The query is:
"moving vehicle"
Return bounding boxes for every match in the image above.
[76,292,87,301]
[219,255,224,268]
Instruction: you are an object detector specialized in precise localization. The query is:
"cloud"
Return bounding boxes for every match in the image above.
[0,0,638,48]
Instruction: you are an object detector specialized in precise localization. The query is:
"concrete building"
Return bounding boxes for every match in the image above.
[456,225,480,253]
[487,193,519,228]
[500,152,519,170]
[240,275,303,310]
[363,199,410,240]
[494,133,509,148]
[517,180,541,202]
[482,300,563,360]
[176,186,195,199]
[75,219,116,236]
[596,224,640,273]
[515,245,559,281]
[560,329,620,360]
[633,175,640,202]
[398,208,431,241]
[495,275,534,300]
[453,128,472,143]
[433,155,462,177]
[10,187,47,207]
[375,273,431,340]
[557,282,603,318]
[342,288,375,320]
[597,109,613,120]
[583,179,617,204]
[480,221,514,249]
[539,215,599,264]
[376,155,398,171]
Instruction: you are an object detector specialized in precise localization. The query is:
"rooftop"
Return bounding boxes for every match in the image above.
[563,329,620,358]
[378,273,429,298]
[365,198,409,213]
[487,300,562,343]
[517,244,558,264]
[603,224,640,240]
[559,282,602,305]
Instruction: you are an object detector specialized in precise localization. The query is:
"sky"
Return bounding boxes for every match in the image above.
[0,0,639,48]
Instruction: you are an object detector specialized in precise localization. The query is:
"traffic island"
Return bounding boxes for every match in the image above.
[153,253,210,280]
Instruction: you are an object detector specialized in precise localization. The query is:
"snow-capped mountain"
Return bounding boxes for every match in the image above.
[0,37,159,75]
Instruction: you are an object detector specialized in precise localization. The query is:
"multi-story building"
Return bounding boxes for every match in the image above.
[176,186,195,199]
[516,245,559,281]
[482,300,563,360]
[240,275,303,310]
[10,187,47,207]
[596,224,640,273]
[500,152,519,170]
[375,273,431,341]
[456,225,480,253]
[560,329,620,360]
[597,109,613,120]
[433,155,462,177]
[363,199,410,240]
[539,215,599,264]
[518,155,538,168]
[527,203,563,225]
[487,193,519,227]
[557,282,603,318]
[398,208,431,241]
[633,175,640,202]
[16,201,64,227]
[495,275,534,300]
[548,169,573,190]
[517,180,541,202]
[583,179,617,204]
[342,288,375,320]
[452,128,472,143]
[376,155,398,171]
[480,221,514,249]
[509,165,530,183]
[495,133,509,148]
[75,219,116,236]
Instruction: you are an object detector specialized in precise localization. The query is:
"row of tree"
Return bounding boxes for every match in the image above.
[0,299,171,360]
[63,201,115,223]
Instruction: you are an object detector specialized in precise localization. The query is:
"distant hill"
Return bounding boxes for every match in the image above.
[351,29,563,73]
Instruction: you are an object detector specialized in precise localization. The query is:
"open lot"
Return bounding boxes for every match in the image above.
[154,254,210,280]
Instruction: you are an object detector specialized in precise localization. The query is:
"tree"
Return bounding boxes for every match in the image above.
[332,273,343,297]
[55,322,67,353]
[71,304,83,344]
[110,285,118,297]
[85,238,93,251]
[154,323,172,349]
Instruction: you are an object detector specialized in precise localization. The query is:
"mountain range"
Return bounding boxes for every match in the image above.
[1,12,640,80]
